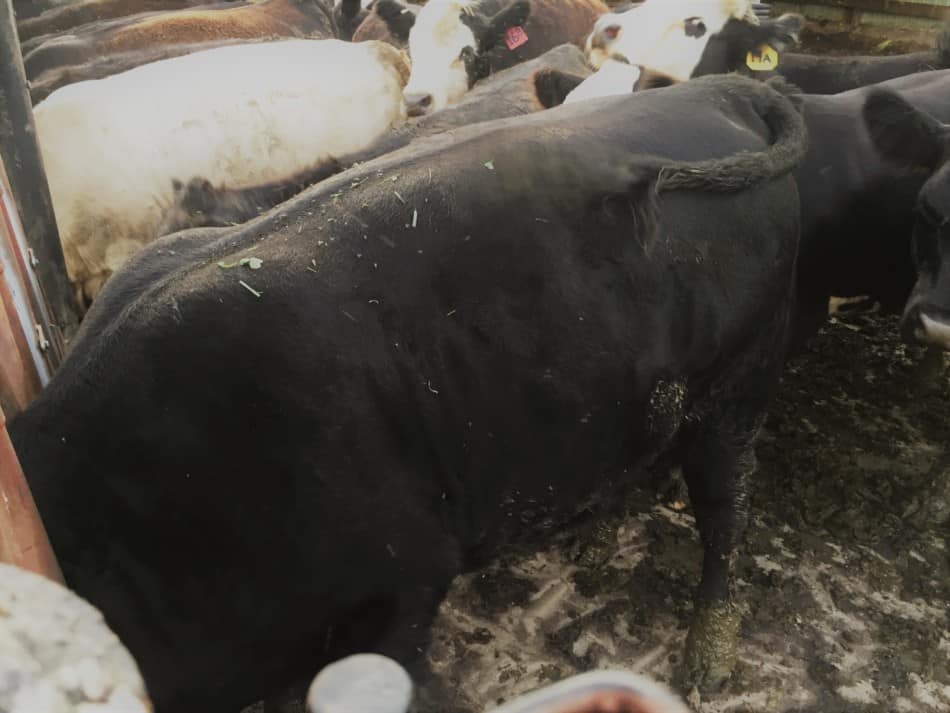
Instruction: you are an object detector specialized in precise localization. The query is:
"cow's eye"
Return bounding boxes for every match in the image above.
[684,17,706,38]
[459,46,476,62]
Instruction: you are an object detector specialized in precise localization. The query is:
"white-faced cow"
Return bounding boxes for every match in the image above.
[10,74,807,712]
[156,44,592,236]
[863,88,950,351]
[585,0,802,85]
[376,0,608,116]
[32,38,410,307]
[588,0,950,95]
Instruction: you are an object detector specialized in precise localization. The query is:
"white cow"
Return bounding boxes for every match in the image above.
[585,0,758,72]
[33,38,410,305]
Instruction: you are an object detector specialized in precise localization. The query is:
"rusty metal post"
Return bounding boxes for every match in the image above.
[0,0,79,361]
[0,403,62,582]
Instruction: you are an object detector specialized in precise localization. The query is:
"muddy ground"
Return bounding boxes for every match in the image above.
[415,311,949,713]
[797,22,934,56]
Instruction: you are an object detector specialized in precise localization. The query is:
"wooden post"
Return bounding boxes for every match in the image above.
[0,0,80,359]
[0,403,62,583]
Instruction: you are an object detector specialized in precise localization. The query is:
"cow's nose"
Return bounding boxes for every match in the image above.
[404,92,433,117]
[591,24,622,50]
[902,300,950,347]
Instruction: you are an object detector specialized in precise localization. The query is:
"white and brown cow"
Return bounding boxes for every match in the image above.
[23,0,339,93]
[16,0,239,43]
[32,38,410,306]
[375,0,608,116]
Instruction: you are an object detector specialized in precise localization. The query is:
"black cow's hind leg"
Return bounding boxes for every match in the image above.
[373,528,462,686]
[678,420,759,693]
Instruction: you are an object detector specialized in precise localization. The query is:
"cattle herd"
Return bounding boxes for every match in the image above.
[4,0,950,711]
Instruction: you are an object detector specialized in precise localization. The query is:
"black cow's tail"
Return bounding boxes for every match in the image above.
[644,78,808,194]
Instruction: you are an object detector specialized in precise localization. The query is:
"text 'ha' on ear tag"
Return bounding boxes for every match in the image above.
[746,44,779,70]
[505,26,529,51]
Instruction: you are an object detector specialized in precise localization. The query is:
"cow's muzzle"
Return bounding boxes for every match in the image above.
[902,301,950,350]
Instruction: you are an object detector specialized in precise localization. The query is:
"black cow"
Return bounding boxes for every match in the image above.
[335,0,367,40]
[11,74,806,712]
[778,23,950,95]
[862,88,950,351]
[788,70,950,345]
[157,162,343,236]
[534,66,950,349]
[157,44,592,235]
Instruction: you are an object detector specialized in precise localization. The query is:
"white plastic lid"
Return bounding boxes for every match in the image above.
[306,654,413,713]
[486,670,690,713]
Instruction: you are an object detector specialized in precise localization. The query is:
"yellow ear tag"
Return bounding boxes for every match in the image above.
[746,44,779,71]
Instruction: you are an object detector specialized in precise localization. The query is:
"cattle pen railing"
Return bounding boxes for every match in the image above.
[772,0,950,39]
[0,0,72,584]
[0,152,63,583]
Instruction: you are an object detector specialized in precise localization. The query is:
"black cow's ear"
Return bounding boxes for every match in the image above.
[533,69,586,108]
[863,88,948,171]
[376,0,416,42]
[477,0,531,52]
[759,13,804,52]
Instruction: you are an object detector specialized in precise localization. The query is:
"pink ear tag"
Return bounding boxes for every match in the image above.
[505,26,529,50]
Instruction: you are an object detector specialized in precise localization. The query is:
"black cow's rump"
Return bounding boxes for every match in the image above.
[11,75,806,713]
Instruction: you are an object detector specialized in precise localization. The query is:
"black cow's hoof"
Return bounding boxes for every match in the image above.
[679,599,742,693]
